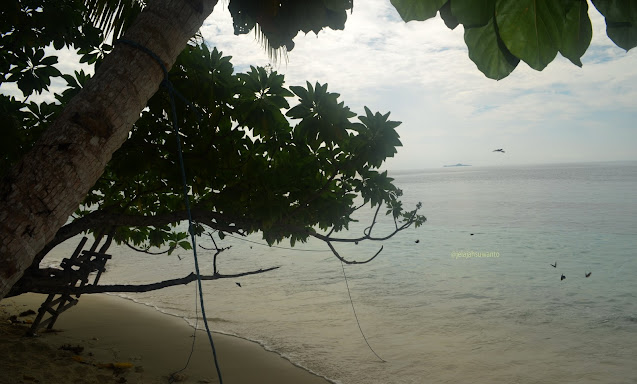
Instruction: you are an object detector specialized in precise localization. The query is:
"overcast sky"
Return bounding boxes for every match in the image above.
[201,0,637,170]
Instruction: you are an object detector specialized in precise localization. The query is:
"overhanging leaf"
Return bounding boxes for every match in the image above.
[390,0,447,22]
[560,0,592,67]
[464,18,519,80]
[451,0,495,28]
[606,21,637,51]
[592,0,637,51]
[496,0,568,71]
[439,1,459,29]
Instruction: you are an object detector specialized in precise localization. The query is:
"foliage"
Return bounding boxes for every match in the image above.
[228,0,353,53]
[1,1,425,260]
[0,0,107,97]
[1,0,111,174]
[391,0,636,79]
[78,43,424,250]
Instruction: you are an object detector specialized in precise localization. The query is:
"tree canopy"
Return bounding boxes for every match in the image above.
[1,0,425,297]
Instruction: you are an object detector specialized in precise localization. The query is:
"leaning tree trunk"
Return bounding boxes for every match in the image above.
[0,0,218,301]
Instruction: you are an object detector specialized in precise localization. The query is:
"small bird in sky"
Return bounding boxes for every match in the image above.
[585,272,592,278]
[470,233,474,236]
[493,148,505,153]
[415,239,420,244]
[550,262,557,268]
[561,274,566,281]
[177,254,182,261]
[236,282,242,287]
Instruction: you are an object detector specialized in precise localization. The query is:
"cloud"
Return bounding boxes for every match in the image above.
[201,1,637,168]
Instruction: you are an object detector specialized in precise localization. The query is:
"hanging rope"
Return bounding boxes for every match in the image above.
[340,261,386,363]
[168,278,200,383]
[222,232,331,252]
[116,39,223,383]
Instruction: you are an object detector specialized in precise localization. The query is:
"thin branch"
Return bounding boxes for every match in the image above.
[312,216,415,244]
[201,231,232,275]
[326,241,384,265]
[363,204,382,237]
[22,267,280,295]
[313,204,421,264]
[30,207,247,268]
[124,240,172,255]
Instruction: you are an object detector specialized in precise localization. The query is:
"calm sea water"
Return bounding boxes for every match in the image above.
[45,162,637,383]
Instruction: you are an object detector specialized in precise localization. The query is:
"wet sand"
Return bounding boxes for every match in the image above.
[0,293,330,384]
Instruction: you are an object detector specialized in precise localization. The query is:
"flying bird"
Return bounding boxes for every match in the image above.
[236,282,242,287]
[585,272,592,278]
[415,239,420,244]
[493,149,505,153]
[550,262,557,268]
[561,274,566,281]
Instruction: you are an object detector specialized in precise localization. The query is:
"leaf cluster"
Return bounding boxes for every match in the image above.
[228,0,353,53]
[391,0,636,79]
[0,1,114,176]
[75,44,423,250]
[0,0,110,97]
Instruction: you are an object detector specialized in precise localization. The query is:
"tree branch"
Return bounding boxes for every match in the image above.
[312,203,422,263]
[326,242,384,265]
[31,207,248,268]
[12,267,279,296]
[124,240,172,255]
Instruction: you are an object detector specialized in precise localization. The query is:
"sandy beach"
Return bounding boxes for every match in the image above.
[0,293,330,384]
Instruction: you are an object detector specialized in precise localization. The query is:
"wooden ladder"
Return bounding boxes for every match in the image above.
[29,237,111,335]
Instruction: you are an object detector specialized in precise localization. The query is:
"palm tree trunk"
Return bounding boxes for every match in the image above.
[0,0,218,300]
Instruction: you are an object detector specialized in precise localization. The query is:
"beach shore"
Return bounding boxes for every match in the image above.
[0,293,330,384]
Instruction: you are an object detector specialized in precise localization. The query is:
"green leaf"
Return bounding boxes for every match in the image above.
[286,104,310,119]
[33,49,45,63]
[464,18,519,80]
[40,56,59,66]
[496,0,568,71]
[451,0,495,28]
[591,0,637,21]
[289,85,309,100]
[606,21,637,51]
[390,0,447,22]
[592,0,637,51]
[439,1,459,30]
[560,0,592,67]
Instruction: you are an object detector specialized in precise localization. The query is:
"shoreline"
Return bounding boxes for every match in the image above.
[0,293,331,384]
[108,293,336,383]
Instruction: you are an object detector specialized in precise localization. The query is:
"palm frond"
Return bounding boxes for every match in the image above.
[83,0,145,40]
[254,23,288,64]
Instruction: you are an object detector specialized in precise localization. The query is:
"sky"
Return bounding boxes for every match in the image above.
[199,0,637,170]
[2,1,636,170]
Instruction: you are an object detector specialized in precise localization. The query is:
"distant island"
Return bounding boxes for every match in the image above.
[443,163,472,167]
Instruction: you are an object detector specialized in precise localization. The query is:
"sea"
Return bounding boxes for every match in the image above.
[43,161,637,384]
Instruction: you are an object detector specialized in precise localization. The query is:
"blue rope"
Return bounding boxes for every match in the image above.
[117,39,223,383]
